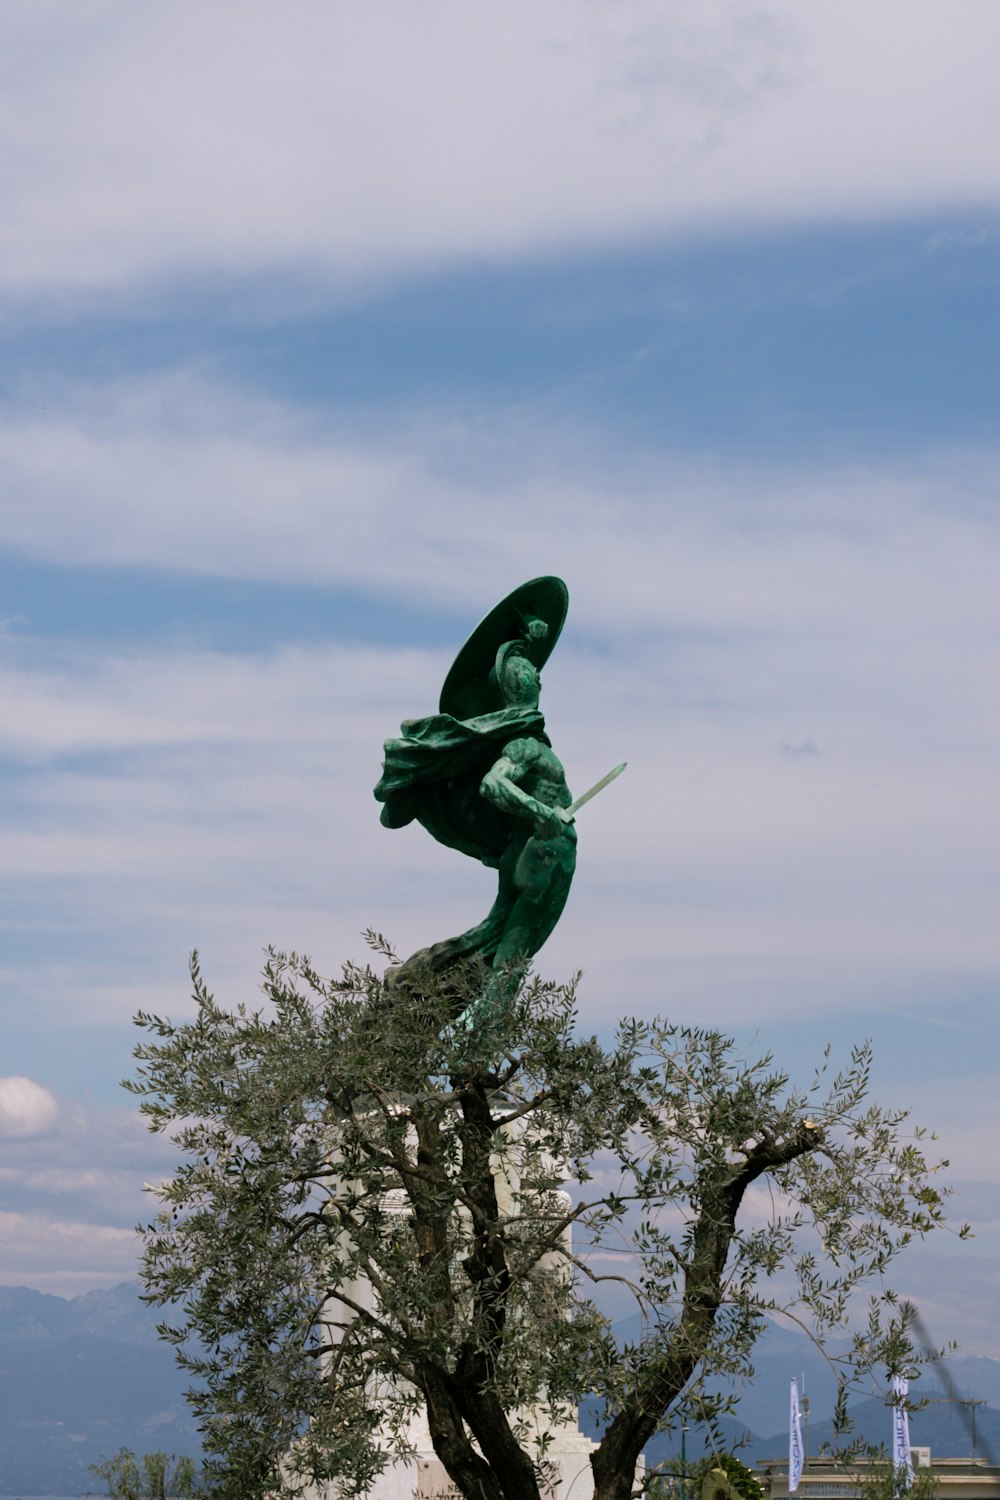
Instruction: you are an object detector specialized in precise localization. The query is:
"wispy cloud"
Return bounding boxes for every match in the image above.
[779,736,822,759]
[0,1077,59,1138]
[0,4,998,298]
[3,371,1000,636]
[1,377,998,1050]
[0,0,996,1335]
[0,1098,179,1293]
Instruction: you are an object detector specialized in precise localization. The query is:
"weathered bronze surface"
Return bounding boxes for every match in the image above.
[374,577,577,1032]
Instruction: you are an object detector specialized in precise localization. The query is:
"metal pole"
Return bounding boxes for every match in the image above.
[682,1421,688,1500]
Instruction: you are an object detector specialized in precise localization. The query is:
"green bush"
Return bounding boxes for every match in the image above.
[89,1447,201,1500]
[854,1462,940,1500]
[694,1452,765,1500]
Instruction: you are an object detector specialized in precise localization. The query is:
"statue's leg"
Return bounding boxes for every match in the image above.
[455,829,577,1035]
[386,844,521,992]
[493,828,576,964]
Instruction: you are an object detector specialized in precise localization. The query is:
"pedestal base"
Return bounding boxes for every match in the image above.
[364,1415,600,1499]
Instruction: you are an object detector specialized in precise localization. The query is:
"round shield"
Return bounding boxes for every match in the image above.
[439,576,569,719]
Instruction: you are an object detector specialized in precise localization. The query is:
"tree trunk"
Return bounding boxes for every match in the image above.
[422,1364,509,1500]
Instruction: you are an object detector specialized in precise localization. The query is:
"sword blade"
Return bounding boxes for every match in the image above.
[559,761,627,821]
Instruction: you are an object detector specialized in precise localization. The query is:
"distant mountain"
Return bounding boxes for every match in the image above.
[0,1281,164,1347]
[604,1312,1000,1471]
[637,1395,1000,1481]
[580,1400,766,1472]
[0,1284,199,1496]
[609,1311,851,1440]
[0,1283,996,1494]
[785,1393,1000,1464]
[734,1327,1000,1466]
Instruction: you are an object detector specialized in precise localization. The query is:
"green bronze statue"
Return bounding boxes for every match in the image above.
[375,578,598,1034]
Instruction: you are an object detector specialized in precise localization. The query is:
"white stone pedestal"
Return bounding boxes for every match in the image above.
[307,1099,643,1498]
[362,1403,599,1500]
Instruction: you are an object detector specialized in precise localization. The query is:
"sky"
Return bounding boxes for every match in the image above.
[1,0,999,1371]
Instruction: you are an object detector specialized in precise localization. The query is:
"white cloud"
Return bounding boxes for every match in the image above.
[0,2,998,297]
[0,0,996,1334]
[0,1077,59,1138]
[1,376,999,1039]
[3,372,1000,641]
[0,638,430,762]
[0,1099,185,1293]
[0,1209,138,1289]
[0,378,997,1318]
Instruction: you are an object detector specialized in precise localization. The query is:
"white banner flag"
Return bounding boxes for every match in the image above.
[789,1378,804,1494]
[891,1375,913,1488]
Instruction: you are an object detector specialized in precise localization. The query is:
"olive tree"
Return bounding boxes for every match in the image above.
[854,1464,940,1500]
[128,941,958,1500]
[89,1447,200,1500]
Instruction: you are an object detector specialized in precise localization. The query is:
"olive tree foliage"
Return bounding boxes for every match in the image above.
[854,1465,940,1500]
[128,939,958,1500]
[89,1447,200,1500]
[692,1453,765,1500]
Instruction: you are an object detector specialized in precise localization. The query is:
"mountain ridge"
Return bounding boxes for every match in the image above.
[0,1283,996,1494]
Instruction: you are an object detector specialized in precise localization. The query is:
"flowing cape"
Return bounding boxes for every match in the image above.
[374,706,548,868]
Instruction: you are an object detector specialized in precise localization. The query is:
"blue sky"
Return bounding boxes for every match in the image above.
[1,2,999,1362]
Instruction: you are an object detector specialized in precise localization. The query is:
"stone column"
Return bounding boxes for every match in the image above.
[309,1098,611,1500]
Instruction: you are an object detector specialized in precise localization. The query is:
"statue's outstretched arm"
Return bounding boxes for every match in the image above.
[480,747,562,837]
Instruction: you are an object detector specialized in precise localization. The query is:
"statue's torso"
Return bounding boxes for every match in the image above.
[500,736,572,812]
